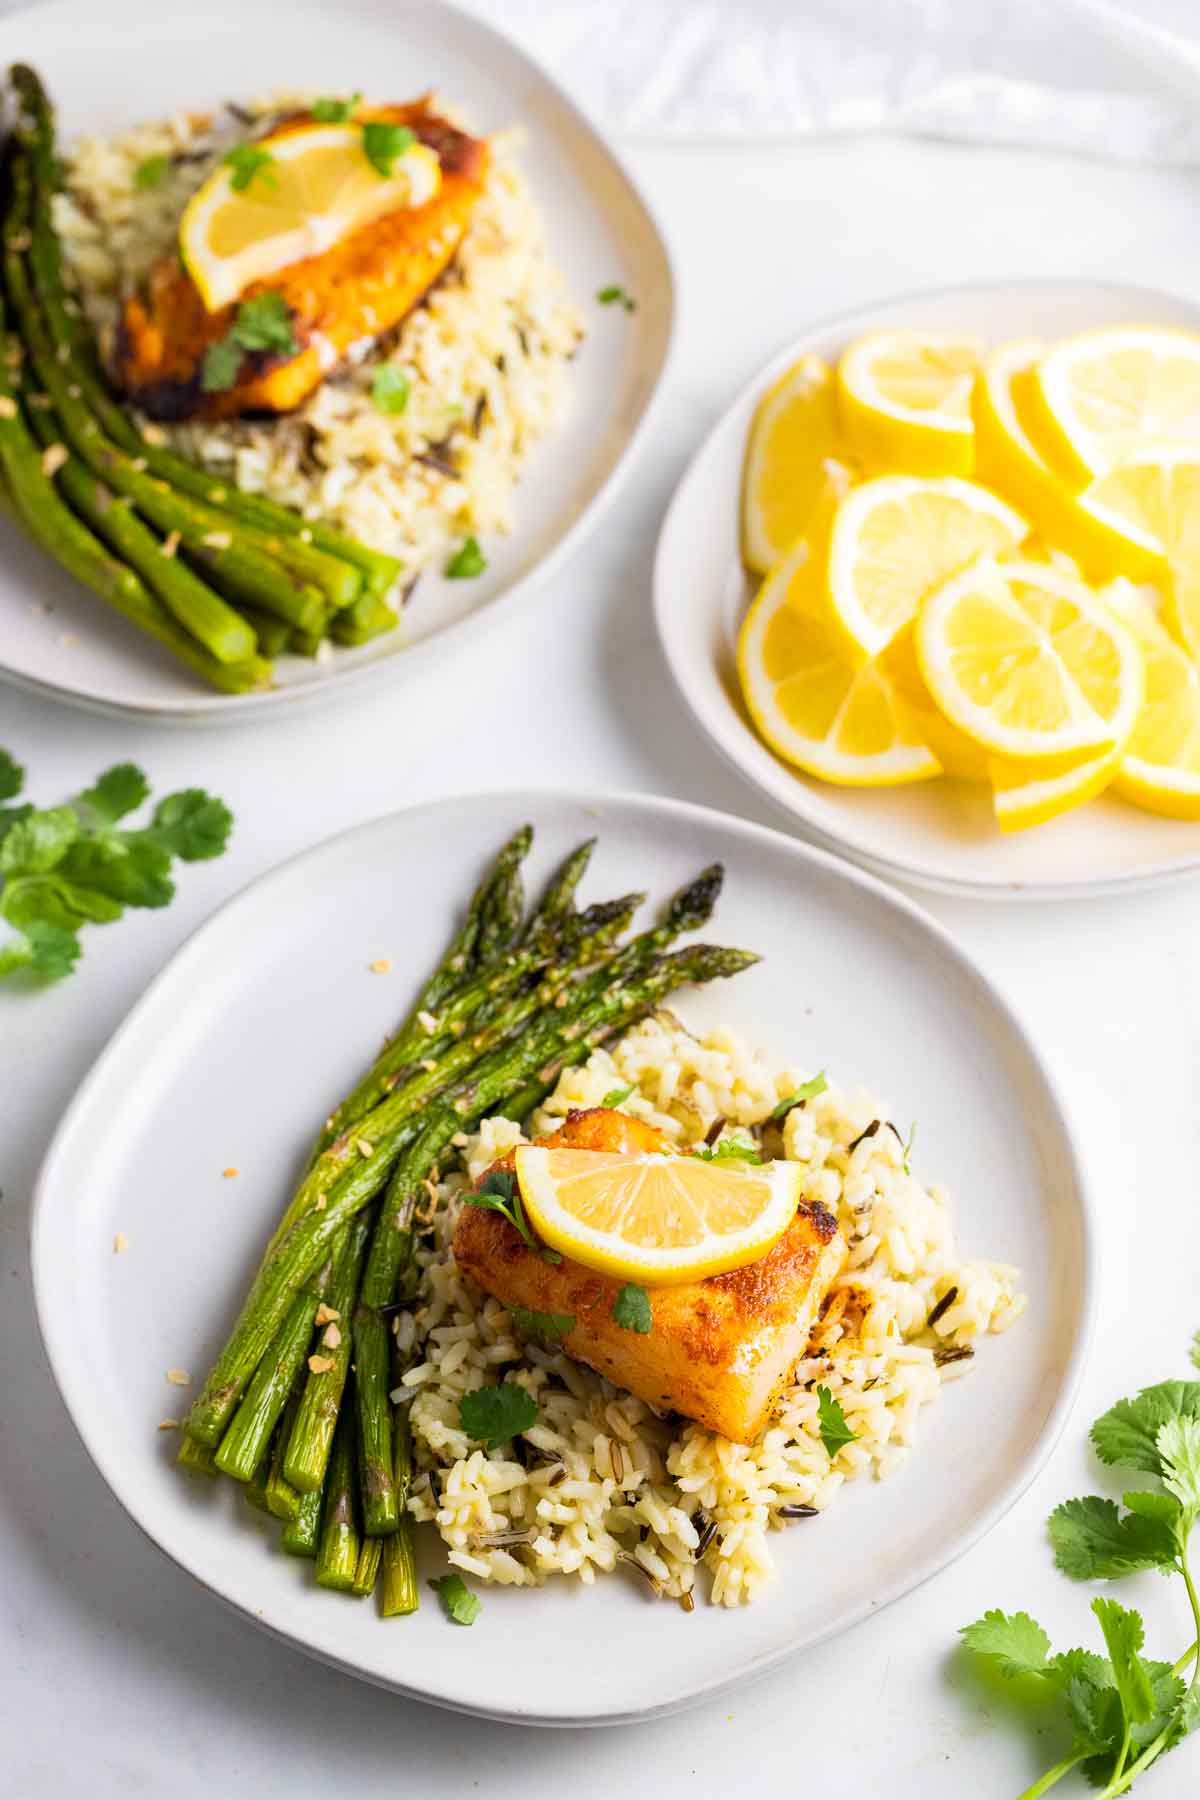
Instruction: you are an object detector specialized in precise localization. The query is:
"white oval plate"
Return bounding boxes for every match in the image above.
[654,280,1200,900]
[33,790,1093,1724]
[0,0,673,724]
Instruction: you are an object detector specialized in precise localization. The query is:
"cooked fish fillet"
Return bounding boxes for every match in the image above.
[113,102,488,421]
[452,1107,847,1444]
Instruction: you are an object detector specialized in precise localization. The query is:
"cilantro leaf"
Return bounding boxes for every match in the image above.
[478,1169,515,1201]
[612,1283,652,1334]
[134,154,169,190]
[462,1170,562,1265]
[59,838,175,910]
[596,284,636,312]
[201,337,242,394]
[458,1380,537,1449]
[1091,1382,1200,1477]
[224,142,276,193]
[1092,1598,1157,1726]
[770,1072,826,1119]
[0,804,32,852]
[0,749,25,801]
[370,364,410,415]
[429,1571,480,1625]
[1158,1415,1200,1515]
[231,292,297,357]
[311,92,362,123]
[146,790,233,861]
[2,873,123,930]
[959,1609,1051,1680]
[0,919,82,981]
[77,762,150,824]
[445,536,487,580]
[693,1136,762,1164]
[0,805,80,876]
[509,1305,575,1342]
[815,1385,858,1459]
[1048,1495,1179,1580]
[601,1083,635,1109]
[362,121,416,178]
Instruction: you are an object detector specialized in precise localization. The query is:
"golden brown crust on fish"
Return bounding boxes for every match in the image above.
[112,102,489,421]
[452,1107,847,1443]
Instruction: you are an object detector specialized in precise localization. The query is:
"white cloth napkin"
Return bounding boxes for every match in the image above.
[463,0,1200,162]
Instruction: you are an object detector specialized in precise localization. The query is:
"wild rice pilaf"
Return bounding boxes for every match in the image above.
[399,1014,1025,1608]
[53,96,584,581]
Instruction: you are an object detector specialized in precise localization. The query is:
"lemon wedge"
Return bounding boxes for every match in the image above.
[741,355,846,575]
[738,529,941,787]
[514,1145,804,1284]
[824,474,1028,661]
[916,556,1144,764]
[180,121,441,312]
[837,330,983,477]
[1107,593,1200,819]
[1030,326,1200,488]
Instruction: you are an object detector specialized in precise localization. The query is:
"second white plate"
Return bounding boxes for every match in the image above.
[654,280,1200,900]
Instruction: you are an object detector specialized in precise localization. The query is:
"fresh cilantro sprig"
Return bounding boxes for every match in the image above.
[693,1136,762,1165]
[224,142,276,194]
[770,1072,827,1120]
[362,121,416,178]
[814,1385,858,1459]
[461,1169,562,1264]
[612,1283,652,1334]
[961,1346,1200,1796]
[0,753,232,983]
[458,1380,537,1449]
[509,1304,575,1342]
[429,1571,480,1625]
[312,91,363,123]
[201,292,298,394]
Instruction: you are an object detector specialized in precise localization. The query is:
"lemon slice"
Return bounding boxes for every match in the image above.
[824,474,1028,661]
[1107,594,1200,819]
[738,534,941,786]
[988,747,1122,832]
[837,330,983,476]
[741,355,846,575]
[1030,326,1200,489]
[880,622,990,781]
[180,122,442,312]
[975,340,1171,585]
[916,557,1144,764]
[514,1145,804,1284]
[1074,446,1200,649]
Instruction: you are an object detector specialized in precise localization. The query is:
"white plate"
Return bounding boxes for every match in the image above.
[0,0,673,724]
[33,790,1093,1724]
[654,280,1200,900]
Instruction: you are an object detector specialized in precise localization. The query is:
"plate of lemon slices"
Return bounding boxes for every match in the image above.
[654,281,1200,898]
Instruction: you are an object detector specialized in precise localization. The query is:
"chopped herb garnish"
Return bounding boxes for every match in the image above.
[134,154,169,191]
[458,1380,537,1449]
[0,752,232,984]
[223,142,276,194]
[362,120,416,178]
[601,1083,635,1109]
[961,1333,1200,1795]
[612,1283,652,1334]
[429,1572,480,1625]
[311,91,363,123]
[200,292,298,394]
[445,536,487,580]
[814,1385,858,1459]
[596,284,636,312]
[461,1169,562,1264]
[370,364,410,415]
[693,1137,762,1165]
[509,1305,575,1342]
[770,1073,827,1120]
[901,1121,917,1175]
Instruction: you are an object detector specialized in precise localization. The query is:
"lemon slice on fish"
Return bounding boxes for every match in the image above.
[514,1146,805,1284]
[180,121,441,312]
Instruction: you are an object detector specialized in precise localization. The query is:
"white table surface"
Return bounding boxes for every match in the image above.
[5,127,1200,1799]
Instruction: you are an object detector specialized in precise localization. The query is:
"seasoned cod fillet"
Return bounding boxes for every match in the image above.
[452,1107,846,1444]
[113,101,488,421]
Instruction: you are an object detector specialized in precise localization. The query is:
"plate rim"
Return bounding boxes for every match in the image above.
[30,785,1098,1724]
[0,0,677,727]
[653,274,1200,901]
